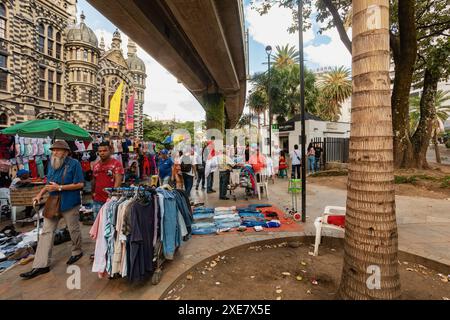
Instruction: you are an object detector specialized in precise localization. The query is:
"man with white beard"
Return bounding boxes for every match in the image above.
[20,140,85,280]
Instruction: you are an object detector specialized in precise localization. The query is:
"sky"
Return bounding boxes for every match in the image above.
[78,0,351,122]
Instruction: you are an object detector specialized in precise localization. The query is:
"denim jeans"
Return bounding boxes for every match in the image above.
[161,193,180,259]
[207,172,215,191]
[308,156,316,174]
[315,157,320,171]
[92,200,105,220]
[219,170,230,199]
[292,165,301,179]
[182,173,194,197]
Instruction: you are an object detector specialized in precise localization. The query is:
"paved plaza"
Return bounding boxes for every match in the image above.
[0,177,449,299]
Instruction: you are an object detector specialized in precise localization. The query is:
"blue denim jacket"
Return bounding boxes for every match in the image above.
[47,157,84,212]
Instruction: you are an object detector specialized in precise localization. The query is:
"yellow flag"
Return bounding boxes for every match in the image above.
[108,81,124,129]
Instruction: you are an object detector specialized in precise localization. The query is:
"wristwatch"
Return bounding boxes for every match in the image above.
[59,185,63,192]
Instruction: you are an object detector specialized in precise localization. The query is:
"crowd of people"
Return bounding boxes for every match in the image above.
[13,136,323,280]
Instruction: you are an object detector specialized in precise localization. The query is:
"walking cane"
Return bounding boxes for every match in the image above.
[32,199,40,243]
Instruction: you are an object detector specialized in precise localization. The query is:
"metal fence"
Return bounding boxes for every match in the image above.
[311,137,349,168]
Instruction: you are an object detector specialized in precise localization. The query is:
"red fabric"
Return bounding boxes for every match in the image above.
[278,156,287,170]
[249,153,267,173]
[143,156,151,176]
[207,141,215,160]
[28,159,38,178]
[81,160,91,172]
[327,215,345,228]
[93,158,125,202]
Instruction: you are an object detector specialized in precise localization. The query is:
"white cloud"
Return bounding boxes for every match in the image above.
[304,27,352,68]
[93,29,205,122]
[245,2,316,50]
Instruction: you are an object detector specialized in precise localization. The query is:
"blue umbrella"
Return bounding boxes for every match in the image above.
[163,135,173,144]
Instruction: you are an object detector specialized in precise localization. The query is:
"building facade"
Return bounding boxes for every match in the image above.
[0,0,146,139]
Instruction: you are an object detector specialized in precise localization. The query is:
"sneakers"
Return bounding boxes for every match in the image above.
[19,254,34,265]
[7,246,34,261]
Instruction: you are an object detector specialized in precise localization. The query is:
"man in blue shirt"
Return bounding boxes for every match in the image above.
[20,140,85,280]
[158,149,174,185]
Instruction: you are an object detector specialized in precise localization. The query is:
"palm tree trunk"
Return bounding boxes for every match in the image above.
[337,0,401,300]
[433,130,441,164]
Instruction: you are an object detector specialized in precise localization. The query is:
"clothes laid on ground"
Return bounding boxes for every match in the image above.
[191,205,282,234]
[89,187,192,282]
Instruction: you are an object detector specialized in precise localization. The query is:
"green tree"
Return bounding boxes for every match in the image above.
[251,0,449,169]
[316,66,352,121]
[410,90,450,163]
[271,44,300,68]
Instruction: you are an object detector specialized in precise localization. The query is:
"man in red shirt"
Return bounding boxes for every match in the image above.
[91,141,124,220]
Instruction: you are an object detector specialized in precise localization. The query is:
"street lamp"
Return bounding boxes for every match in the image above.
[297,0,307,222]
[265,45,272,156]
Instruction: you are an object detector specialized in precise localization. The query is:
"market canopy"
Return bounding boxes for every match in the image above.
[1,119,92,141]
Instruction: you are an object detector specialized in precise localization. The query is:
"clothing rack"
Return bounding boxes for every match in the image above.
[90,184,193,285]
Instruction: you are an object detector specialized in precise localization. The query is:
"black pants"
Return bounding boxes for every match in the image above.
[207,171,215,192]
[196,165,205,188]
[219,170,230,199]
[292,165,301,179]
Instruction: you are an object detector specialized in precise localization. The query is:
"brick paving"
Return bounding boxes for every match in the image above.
[0,175,449,299]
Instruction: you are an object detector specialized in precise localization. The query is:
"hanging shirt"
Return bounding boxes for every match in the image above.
[92,158,124,203]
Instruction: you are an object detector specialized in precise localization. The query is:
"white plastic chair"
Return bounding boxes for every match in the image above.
[255,172,269,200]
[313,206,346,256]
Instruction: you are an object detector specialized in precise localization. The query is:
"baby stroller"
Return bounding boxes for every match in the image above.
[227,165,257,201]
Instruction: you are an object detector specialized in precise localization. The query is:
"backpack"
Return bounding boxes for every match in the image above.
[180,155,192,173]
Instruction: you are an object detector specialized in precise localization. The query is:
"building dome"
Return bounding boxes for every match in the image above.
[126,40,145,72]
[127,55,146,72]
[66,12,98,47]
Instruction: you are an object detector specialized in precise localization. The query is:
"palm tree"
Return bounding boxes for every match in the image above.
[316,66,352,121]
[237,112,257,132]
[410,90,450,163]
[337,0,401,299]
[247,88,267,131]
[271,44,299,68]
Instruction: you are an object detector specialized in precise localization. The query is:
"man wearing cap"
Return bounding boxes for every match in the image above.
[158,149,174,185]
[20,140,84,280]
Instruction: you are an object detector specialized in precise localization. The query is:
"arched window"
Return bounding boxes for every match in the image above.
[38,24,45,53]
[47,26,53,39]
[55,32,62,59]
[72,88,77,102]
[83,50,88,62]
[0,113,7,126]
[0,4,6,39]
[88,90,93,103]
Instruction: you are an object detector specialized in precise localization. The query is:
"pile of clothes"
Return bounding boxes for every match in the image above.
[191,204,281,235]
[0,225,71,273]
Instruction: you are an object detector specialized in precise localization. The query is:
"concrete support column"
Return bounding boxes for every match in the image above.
[204,93,225,133]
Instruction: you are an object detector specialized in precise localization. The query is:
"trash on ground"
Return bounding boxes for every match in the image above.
[186,275,193,280]
[282,272,291,276]
[276,289,282,294]
[296,276,303,281]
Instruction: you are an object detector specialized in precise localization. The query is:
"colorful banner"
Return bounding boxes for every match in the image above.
[126,91,135,131]
[108,81,124,129]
